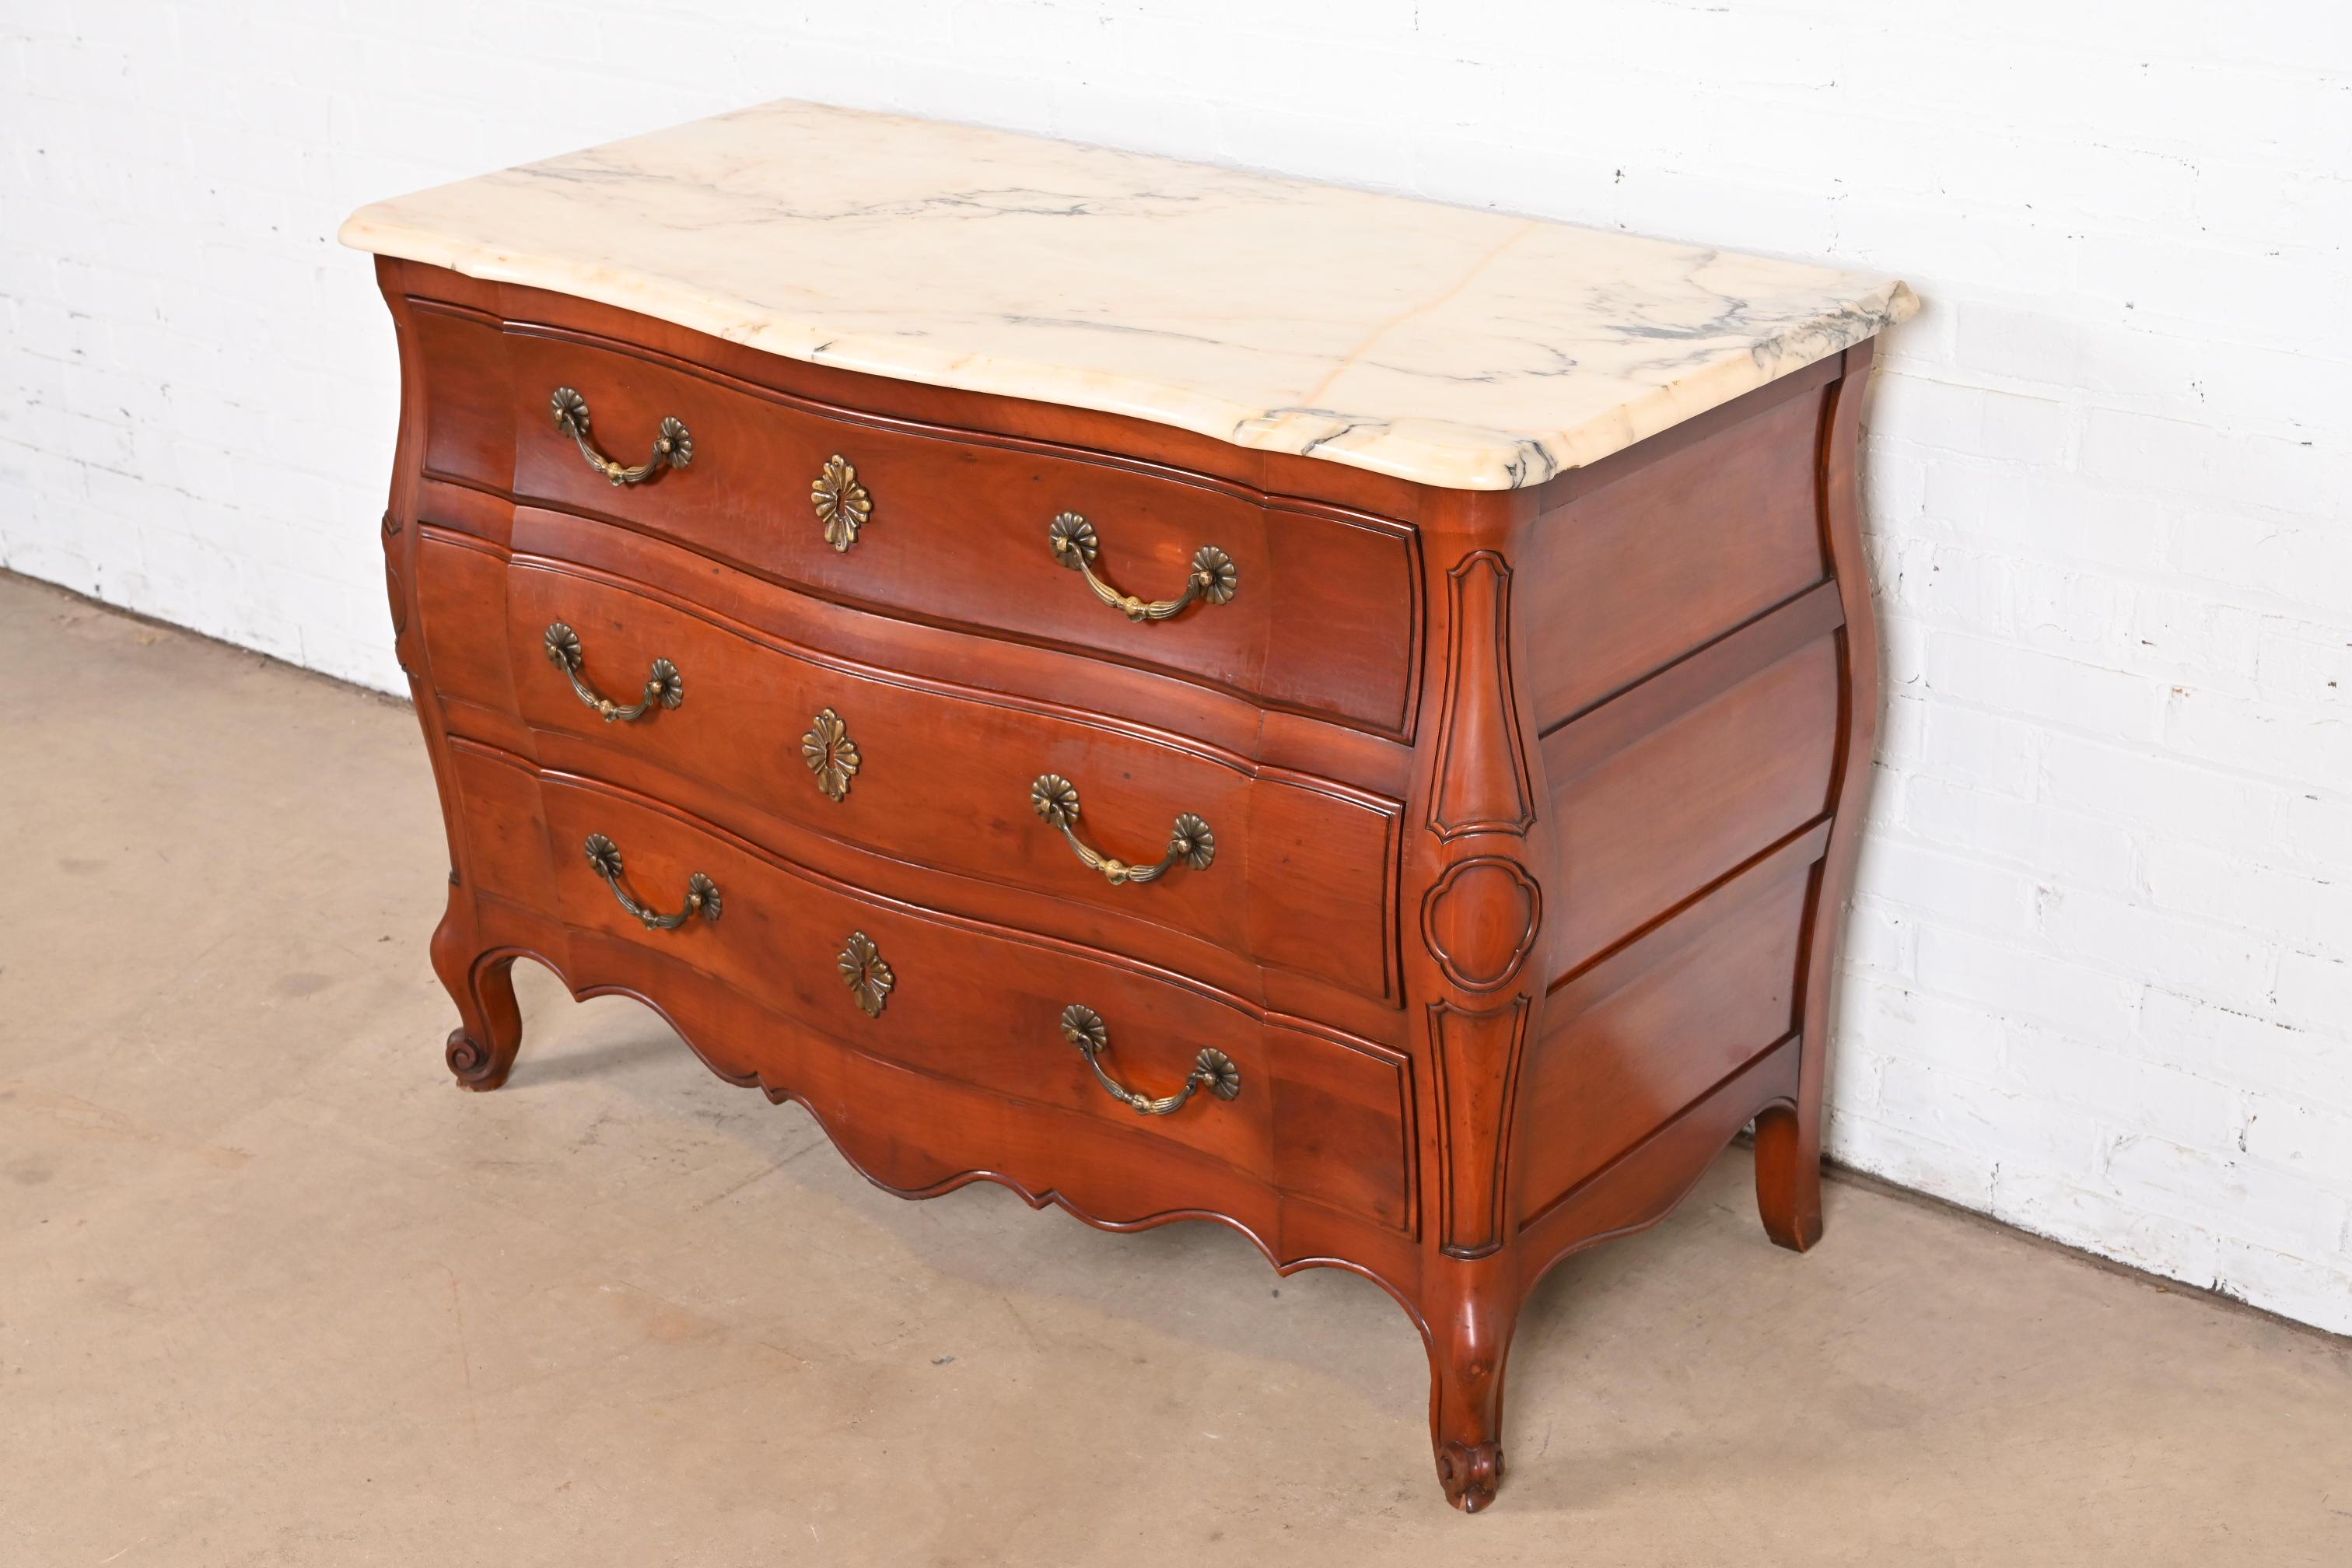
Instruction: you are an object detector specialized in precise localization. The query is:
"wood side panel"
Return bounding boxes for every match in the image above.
[1522,383,1830,728]
[1516,848,1814,1216]
[447,742,1415,1233]
[1514,1031,1801,1264]
[1538,580,1844,774]
[1545,636,1839,978]
[1755,340,1888,1253]
[376,257,533,1104]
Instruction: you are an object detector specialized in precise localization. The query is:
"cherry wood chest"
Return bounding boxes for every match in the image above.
[345,100,1915,1510]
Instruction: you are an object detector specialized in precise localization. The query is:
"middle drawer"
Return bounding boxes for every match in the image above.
[440,547,1402,1003]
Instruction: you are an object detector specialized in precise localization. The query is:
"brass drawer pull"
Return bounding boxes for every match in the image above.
[1048,511,1237,622]
[583,834,721,929]
[550,387,693,486]
[544,623,682,722]
[1061,1005,1241,1116]
[1030,774,1214,886]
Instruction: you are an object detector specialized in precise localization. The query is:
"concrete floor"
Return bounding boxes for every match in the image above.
[3,570,2349,1568]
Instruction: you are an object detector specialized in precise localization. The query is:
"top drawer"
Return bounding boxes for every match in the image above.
[412,306,1423,740]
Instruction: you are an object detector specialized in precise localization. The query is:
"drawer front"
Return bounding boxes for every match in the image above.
[450,743,1416,1234]
[425,539,1402,1003]
[412,305,1420,738]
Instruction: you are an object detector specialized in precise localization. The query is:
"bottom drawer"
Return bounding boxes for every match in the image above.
[446,739,1416,1235]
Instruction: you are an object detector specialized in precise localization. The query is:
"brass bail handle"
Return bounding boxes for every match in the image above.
[1060,1004,1241,1116]
[551,387,693,486]
[543,623,683,723]
[582,834,722,930]
[1047,512,1237,622]
[1029,774,1214,887]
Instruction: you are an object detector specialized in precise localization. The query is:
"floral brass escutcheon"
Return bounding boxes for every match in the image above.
[583,832,624,881]
[839,930,893,1018]
[801,708,859,802]
[1030,772,1081,831]
[811,453,872,552]
[544,622,586,672]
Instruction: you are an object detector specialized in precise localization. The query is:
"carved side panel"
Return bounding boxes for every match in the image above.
[1420,854,1542,994]
[383,511,416,675]
[1426,552,1535,842]
[1426,998,1532,1258]
[1408,527,1552,1265]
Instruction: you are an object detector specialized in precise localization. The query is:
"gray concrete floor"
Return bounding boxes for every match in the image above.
[3,569,2349,1567]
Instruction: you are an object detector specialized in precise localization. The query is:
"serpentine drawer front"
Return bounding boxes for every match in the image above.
[409,308,1423,739]
[347,99,1915,1513]
[441,741,1415,1234]
[411,544,1402,1003]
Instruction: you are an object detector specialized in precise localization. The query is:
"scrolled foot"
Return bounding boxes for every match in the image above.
[446,1027,513,1092]
[431,915,522,1091]
[1422,1256,1517,1512]
[1436,1438,1504,1513]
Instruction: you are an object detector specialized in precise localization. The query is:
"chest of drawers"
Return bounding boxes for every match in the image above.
[345,100,1915,1511]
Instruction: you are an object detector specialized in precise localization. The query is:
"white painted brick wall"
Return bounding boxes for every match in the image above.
[4,2,2347,1332]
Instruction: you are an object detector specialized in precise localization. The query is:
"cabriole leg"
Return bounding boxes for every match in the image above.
[430,900,522,1091]
[1423,1255,1518,1512]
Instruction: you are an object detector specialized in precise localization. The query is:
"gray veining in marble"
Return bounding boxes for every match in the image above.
[341,100,1916,490]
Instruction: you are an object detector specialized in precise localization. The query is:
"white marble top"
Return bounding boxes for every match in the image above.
[341,100,1916,492]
